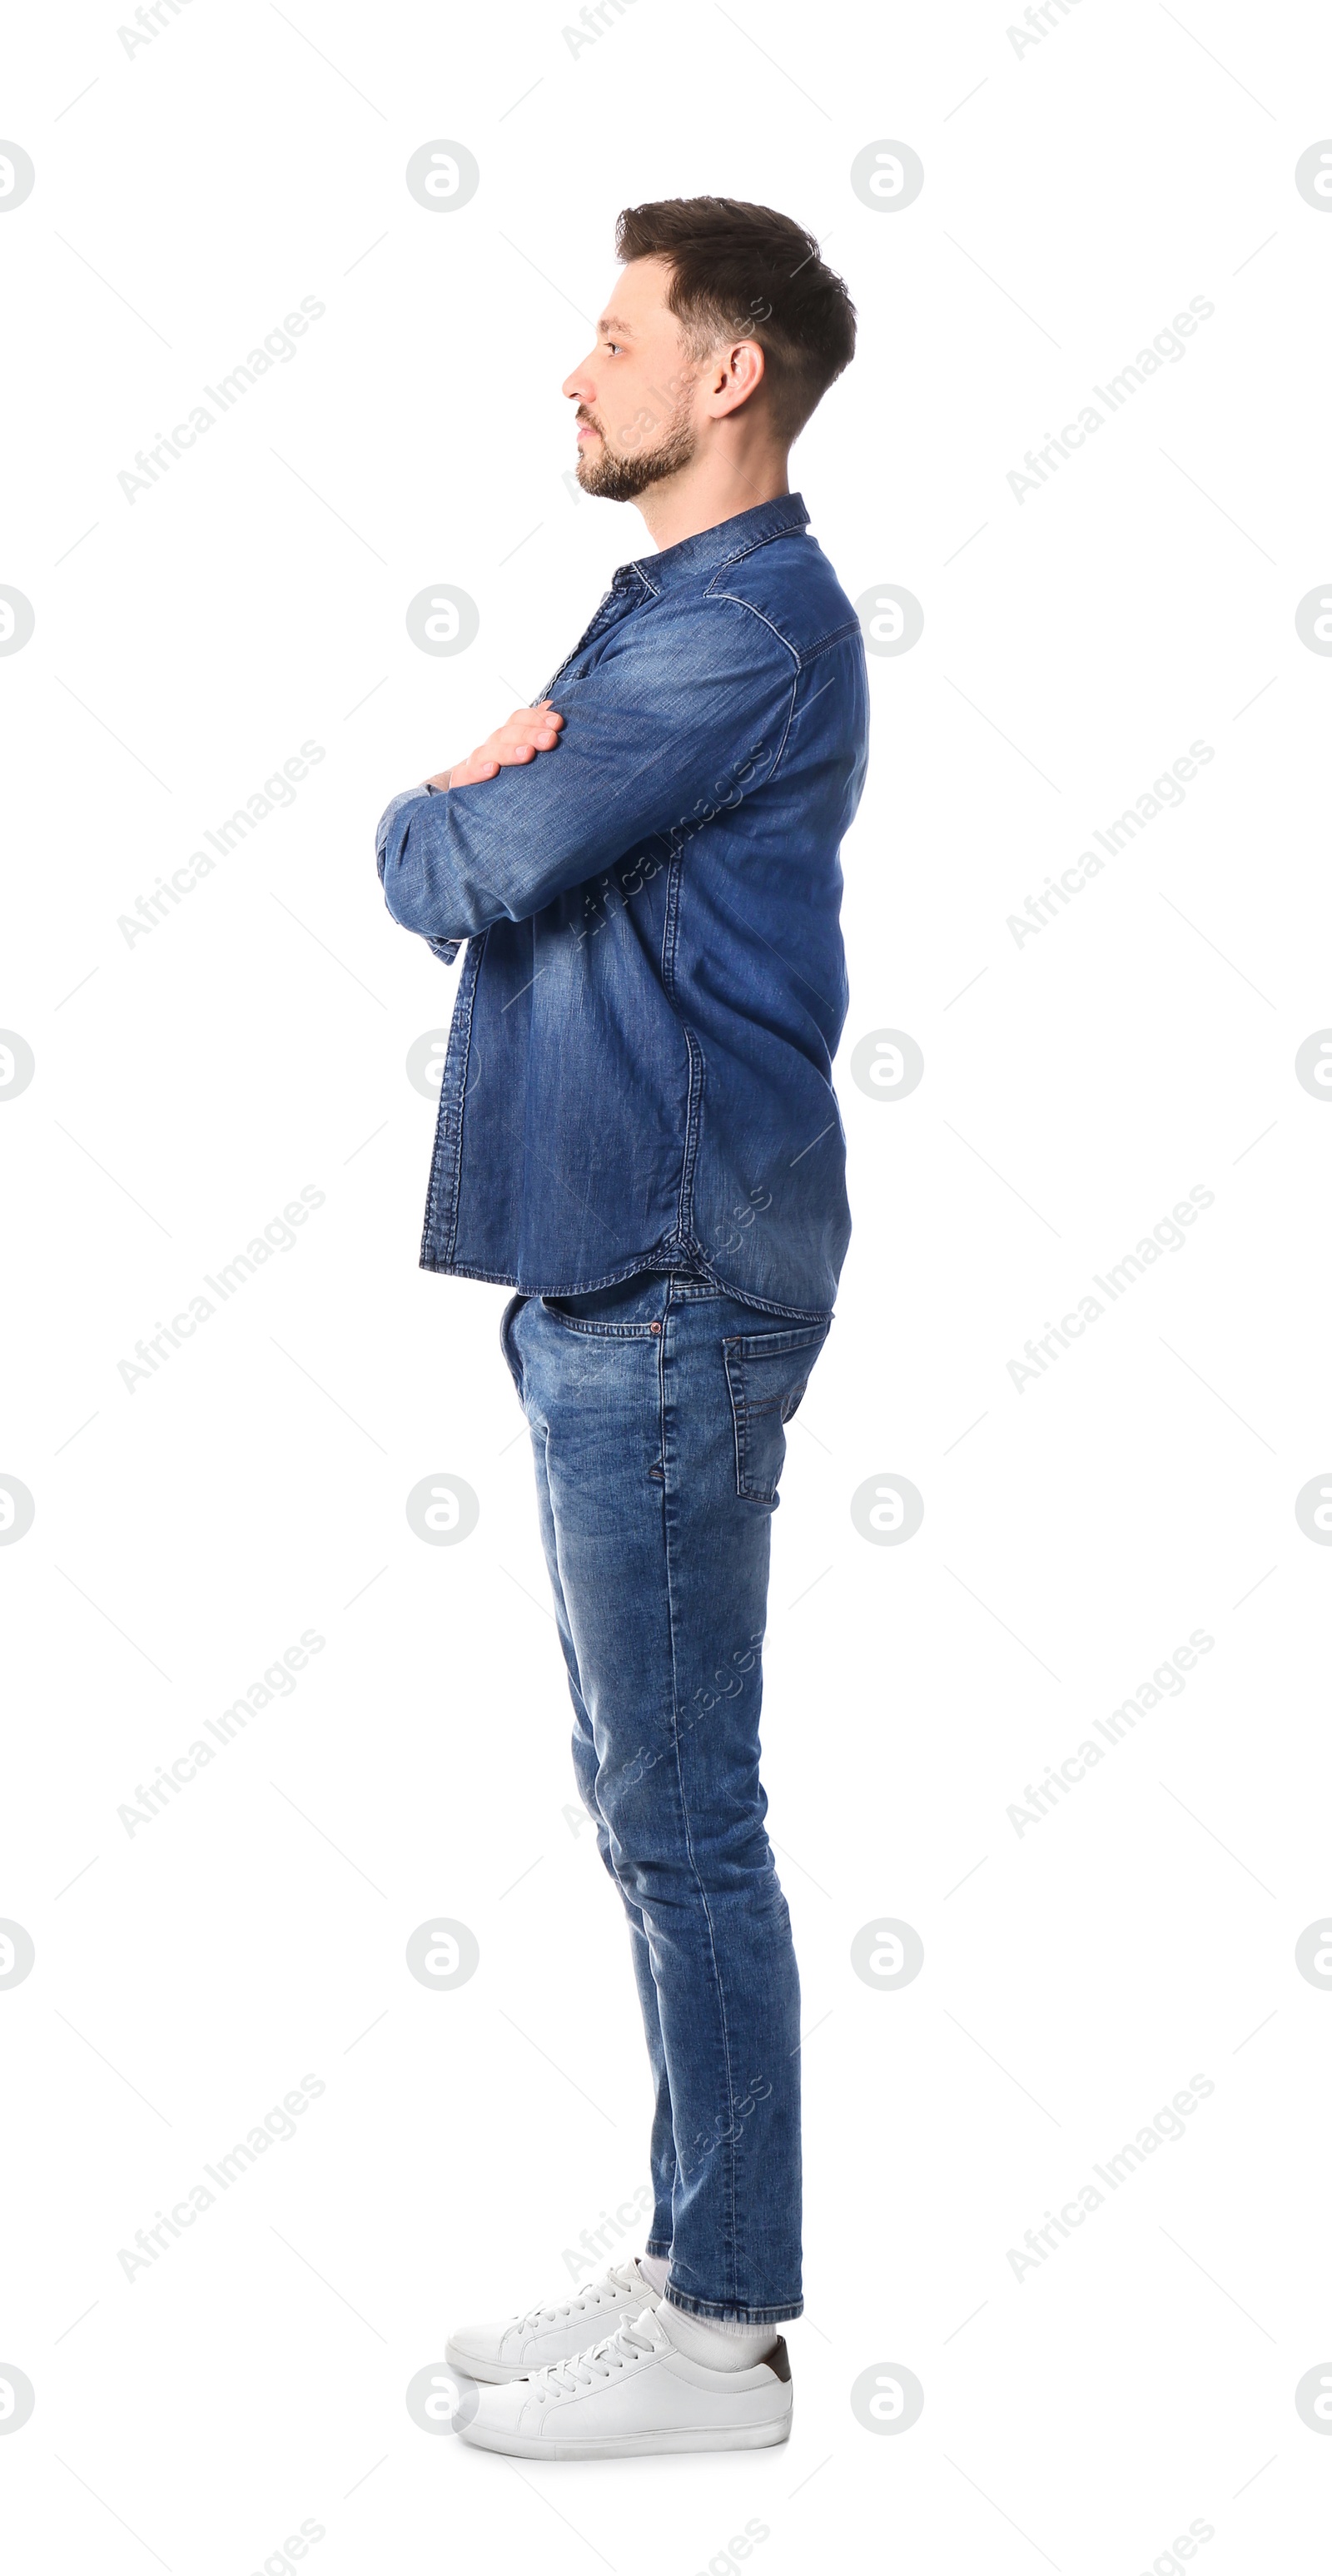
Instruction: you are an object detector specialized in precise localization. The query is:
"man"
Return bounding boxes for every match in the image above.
[376,196,867,2459]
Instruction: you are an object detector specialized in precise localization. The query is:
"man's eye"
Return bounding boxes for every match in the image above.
[604,340,621,355]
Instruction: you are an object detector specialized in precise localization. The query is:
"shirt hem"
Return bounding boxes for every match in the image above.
[419,1248,832,1322]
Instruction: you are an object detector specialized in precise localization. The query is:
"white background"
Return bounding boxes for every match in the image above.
[2,2,1331,2569]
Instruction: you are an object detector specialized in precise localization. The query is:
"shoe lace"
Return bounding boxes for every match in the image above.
[534,2311,659,2399]
[514,2258,639,2337]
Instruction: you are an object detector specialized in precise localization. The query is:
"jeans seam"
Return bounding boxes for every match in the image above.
[658,1308,740,2312]
[721,1340,751,1500]
[542,1313,659,1339]
[499,1292,527,1401]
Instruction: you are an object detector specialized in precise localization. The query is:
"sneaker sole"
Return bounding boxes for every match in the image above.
[457,2410,793,2460]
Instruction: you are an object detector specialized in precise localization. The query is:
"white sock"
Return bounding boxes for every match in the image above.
[637,2252,670,2295]
[658,2296,778,2372]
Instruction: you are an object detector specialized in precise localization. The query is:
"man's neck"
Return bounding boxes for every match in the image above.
[632,453,791,554]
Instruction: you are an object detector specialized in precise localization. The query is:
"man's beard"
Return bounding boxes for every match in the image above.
[575,400,698,502]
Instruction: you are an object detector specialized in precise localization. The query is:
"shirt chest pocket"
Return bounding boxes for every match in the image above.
[722,1324,830,1507]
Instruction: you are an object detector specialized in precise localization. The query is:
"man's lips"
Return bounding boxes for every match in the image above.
[576,420,601,442]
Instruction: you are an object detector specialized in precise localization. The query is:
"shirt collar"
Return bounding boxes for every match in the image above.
[616,492,811,595]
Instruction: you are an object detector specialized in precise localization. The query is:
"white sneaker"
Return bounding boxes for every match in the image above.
[445,2257,663,2384]
[456,2302,793,2459]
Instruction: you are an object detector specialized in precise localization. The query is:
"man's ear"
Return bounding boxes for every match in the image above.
[709,338,767,417]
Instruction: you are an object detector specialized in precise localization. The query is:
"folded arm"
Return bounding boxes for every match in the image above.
[375,600,795,950]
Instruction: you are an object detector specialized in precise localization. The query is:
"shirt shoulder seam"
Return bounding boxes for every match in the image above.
[798,613,865,663]
[700,589,802,670]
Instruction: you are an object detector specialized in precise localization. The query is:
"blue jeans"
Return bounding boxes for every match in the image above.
[501,1271,829,2325]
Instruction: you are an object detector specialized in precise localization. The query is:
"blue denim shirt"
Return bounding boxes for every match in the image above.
[375,494,868,1320]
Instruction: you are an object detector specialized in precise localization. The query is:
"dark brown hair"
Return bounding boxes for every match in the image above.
[614,196,856,441]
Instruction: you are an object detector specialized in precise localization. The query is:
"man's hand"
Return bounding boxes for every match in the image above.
[426,702,564,791]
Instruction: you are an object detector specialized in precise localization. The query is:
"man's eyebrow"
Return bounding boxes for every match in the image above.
[597,313,634,336]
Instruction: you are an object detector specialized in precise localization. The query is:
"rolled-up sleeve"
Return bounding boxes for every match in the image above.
[373,599,796,949]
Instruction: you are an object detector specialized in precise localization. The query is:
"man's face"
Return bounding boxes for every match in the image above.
[562,258,703,501]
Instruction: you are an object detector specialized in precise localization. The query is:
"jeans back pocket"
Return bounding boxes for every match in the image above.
[723,1324,829,1506]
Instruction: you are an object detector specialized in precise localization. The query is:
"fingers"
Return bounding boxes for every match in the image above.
[448,705,565,788]
[489,709,564,765]
[509,704,563,736]
[503,706,563,743]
